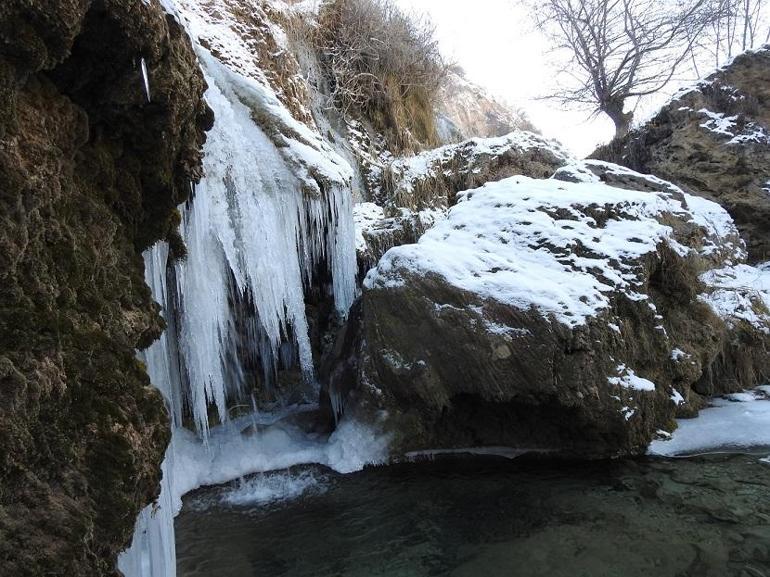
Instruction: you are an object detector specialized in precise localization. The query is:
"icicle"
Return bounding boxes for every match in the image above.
[141,58,152,103]
[118,243,179,577]
[329,184,358,314]
[120,21,361,577]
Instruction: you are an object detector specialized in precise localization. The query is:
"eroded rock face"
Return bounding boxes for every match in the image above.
[593,47,770,261]
[0,0,210,574]
[329,162,770,459]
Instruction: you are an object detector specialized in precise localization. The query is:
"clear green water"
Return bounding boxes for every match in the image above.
[176,454,770,577]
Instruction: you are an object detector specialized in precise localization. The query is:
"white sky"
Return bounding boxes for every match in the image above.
[394,0,681,157]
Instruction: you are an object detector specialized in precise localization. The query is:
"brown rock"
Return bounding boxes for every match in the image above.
[0,0,210,574]
[593,47,770,262]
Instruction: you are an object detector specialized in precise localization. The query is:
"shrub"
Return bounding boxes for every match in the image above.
[316,0,448,152]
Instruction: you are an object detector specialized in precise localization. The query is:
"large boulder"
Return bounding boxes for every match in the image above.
[0,0,210,574]
[594,47,770,261]
[328,162,770,459]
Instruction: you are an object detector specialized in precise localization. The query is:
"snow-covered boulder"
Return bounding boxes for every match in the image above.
[354,131,572,275]
[594,46,770,261]
[329,162,770,458]
[383,130,571,211]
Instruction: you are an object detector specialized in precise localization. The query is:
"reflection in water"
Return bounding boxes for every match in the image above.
[176,454,770,577]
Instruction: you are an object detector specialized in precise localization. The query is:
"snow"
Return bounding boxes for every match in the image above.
[365,173,739,328]
[699,263,770,332]
[353,202,385,252]
[608,364,656,392]
[387,130,571,199]
[671,389,685,405]
[353,202,446,259]
[698,109,738,137]
[671,348,688,361]
[649,389,770,456]
[697,108,770,145]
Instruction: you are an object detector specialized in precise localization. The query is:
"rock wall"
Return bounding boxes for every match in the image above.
[593,47,770,262]
[0,1,210,574]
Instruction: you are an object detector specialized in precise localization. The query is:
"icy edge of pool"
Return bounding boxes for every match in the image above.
[648,386,770,457]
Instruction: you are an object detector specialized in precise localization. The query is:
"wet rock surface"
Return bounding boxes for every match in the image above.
[0,0,209,574]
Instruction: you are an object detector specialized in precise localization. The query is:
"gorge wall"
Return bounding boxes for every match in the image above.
[0,0,210,574]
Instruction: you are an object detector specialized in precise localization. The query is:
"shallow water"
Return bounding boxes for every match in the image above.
[176,453,770,577]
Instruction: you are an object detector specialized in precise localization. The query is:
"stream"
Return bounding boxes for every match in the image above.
[176,452,770,577]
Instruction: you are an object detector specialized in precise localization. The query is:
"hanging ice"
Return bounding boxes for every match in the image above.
[118,244,179,577]
[141,58,151,103]
[120,3,362,576]
[173,54,356,438]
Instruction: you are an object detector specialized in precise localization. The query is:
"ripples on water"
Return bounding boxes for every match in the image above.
[176,454,770,577]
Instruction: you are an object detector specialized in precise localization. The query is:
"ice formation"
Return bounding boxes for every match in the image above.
[649,388,770,456]
[140,57,151,103]
[119,2,370,574]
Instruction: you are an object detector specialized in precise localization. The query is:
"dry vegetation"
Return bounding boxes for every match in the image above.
[314,0,448,152]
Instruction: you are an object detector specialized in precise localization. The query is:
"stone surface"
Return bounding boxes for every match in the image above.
[593,47,770,262]
[329,162,770,459]
[0,0,210,574]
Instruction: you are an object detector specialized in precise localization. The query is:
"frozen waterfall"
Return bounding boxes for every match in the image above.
[117,38,371,577]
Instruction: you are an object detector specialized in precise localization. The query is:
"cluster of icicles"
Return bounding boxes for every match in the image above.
[117,45,357,577]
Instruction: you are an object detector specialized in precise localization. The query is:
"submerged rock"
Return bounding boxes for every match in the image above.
[330,162,770,459]
[0,0,210,574]
[594,46,770,262]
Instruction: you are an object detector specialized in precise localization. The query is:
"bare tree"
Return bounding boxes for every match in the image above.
[528,0,718,138]
[700,0,770,67]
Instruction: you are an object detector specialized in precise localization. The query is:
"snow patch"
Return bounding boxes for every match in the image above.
[649,389,770,456]
[608,364,656,392]
[366,174,738,328]
[699,263,770,332]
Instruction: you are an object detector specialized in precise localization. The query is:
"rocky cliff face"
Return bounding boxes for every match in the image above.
[594,47,770,262]
[0,0,210,574]
[435,70,536,143]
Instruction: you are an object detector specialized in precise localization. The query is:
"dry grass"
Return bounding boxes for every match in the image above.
[314,0,448,152]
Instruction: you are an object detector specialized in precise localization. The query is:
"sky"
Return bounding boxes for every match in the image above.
[393,0,683,157]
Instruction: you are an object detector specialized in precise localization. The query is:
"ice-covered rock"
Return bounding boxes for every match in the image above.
[329,162,770,458]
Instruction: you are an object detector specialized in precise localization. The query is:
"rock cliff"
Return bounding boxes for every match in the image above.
[594,47,770,262]
[0,0,210,574]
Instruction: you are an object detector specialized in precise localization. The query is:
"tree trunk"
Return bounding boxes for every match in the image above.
[603,100,634,140]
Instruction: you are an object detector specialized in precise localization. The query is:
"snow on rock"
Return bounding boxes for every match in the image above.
[327,161,770,460]
[593,47,770,261]
[649,388,770,456]
[383,131,571,211]
[608,365,656,392]
[365,172,740,327]
[699,263,770,332]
